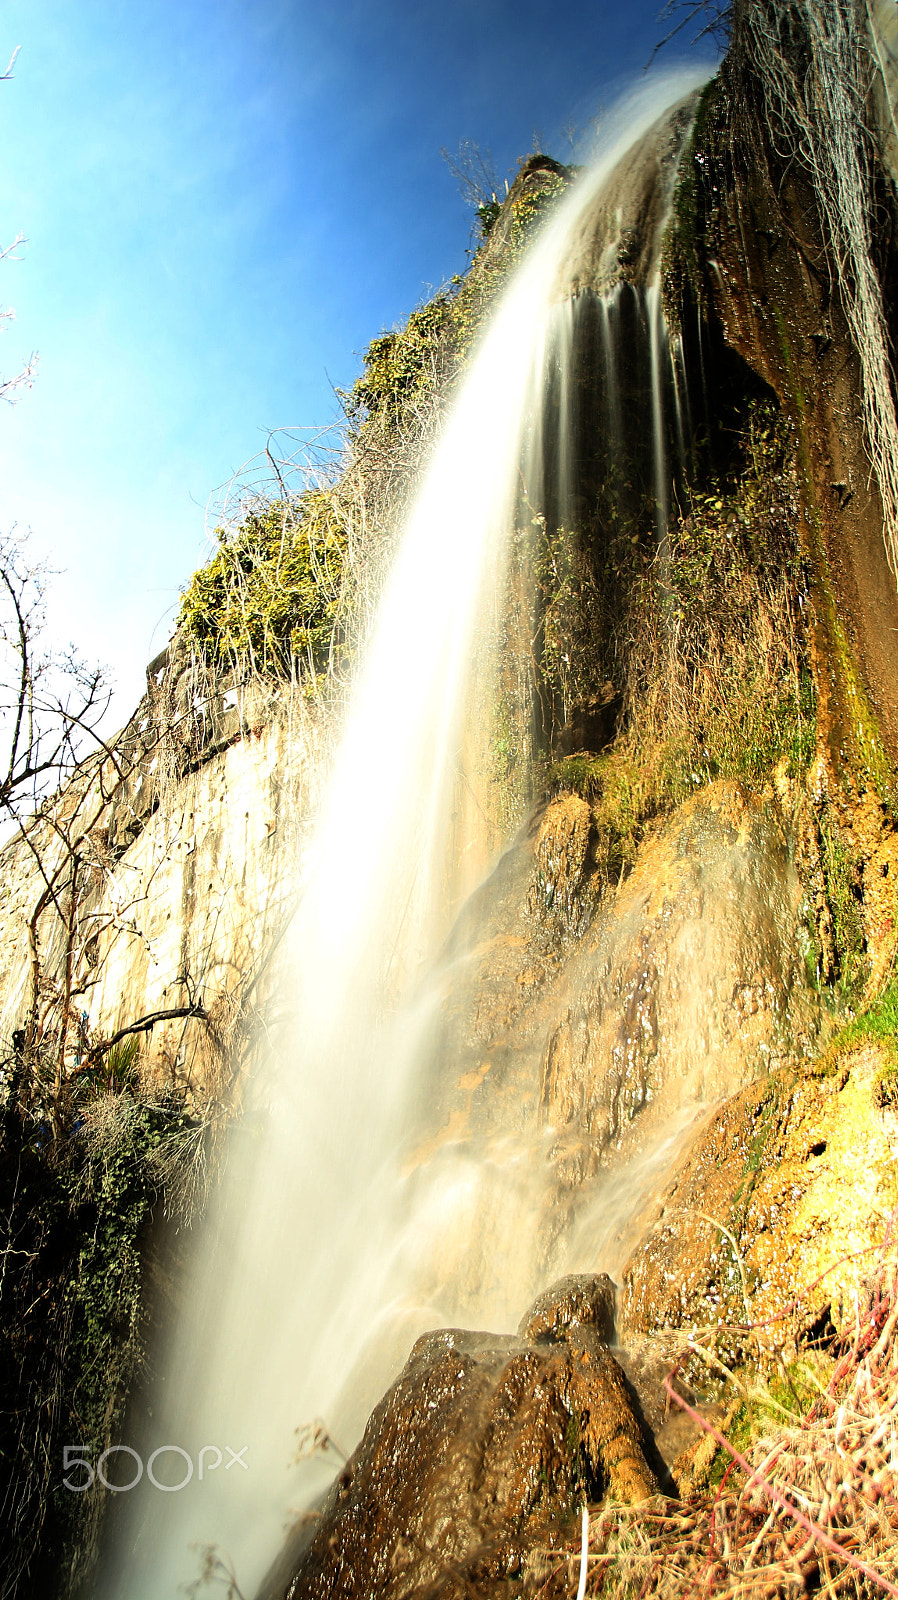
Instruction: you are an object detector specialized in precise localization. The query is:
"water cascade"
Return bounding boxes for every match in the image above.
[98,72,711,1600]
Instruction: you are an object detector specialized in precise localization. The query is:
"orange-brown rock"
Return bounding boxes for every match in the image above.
[267,1317,657,1600]
[517,1272,616,1344]
[619,1043,898,1353]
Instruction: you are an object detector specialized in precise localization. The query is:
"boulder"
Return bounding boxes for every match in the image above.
[619,1043,898,1351]
[268,1313,658,1600]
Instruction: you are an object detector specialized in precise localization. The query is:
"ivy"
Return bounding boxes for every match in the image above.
[0,1086,203,1596]
[343,297,455,431]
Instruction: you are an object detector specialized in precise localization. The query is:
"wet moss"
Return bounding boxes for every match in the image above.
[706,1353,831,1489]
[0,1089,203,1598]
[540,402,814,863]
[661,74,726,326]
[827,971,898,1070]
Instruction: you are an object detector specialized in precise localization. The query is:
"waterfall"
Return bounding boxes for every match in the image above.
[96,69,706,1600]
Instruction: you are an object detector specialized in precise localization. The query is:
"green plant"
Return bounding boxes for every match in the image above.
[524,401,815,901]
[825,969,898,1087]
[0,1083,206,1598]
[817,816,867,1001]
[179,493,346,682]
[343,297,455,432]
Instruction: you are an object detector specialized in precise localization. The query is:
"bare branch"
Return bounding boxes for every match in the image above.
[81,1004,209,1067]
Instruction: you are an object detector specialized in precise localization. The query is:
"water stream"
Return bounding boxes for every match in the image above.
[97,69,707,1600]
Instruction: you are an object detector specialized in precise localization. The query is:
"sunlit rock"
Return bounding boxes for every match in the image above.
[619,1042,898,1350]
[265,1320,657,1600]
[517,1271,616,1344]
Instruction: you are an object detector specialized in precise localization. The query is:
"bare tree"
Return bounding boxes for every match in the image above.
[649,0,733,63]
[0,533,217,1135]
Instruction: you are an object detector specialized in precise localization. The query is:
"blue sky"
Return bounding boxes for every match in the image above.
[0,2,719,720]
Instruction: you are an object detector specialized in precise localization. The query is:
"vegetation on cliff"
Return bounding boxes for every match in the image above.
[535,1258,898,1598]
[179,494,347,684]
[176,153,573,694]
[538,400,813,852]
[0,1070,208,1598]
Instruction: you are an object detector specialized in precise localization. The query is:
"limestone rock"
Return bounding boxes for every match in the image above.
[537,781,817,1165]
[525,795,595,938]
[270,1322,657,1600]
[411,779,818,1313]
[619,1043,898,1350]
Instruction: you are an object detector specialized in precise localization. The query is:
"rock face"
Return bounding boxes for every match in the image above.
[0,670,324,1097]
[410,779,818,1316]
[266,1278,657,1600]
[619,1042,898,1350]
[559,94,698,295]
[517,1272,616,1344]
[691,44,898,775]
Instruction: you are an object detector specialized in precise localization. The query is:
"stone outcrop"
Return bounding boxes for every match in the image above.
[517,1272,616,1344]
[619,1041,898,1351]
[413,779,818,1309]
[683,41,898,777]
[264,1278,657,1600]
[0,660,324,1099]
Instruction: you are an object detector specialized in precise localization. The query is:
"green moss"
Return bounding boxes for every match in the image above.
[818,816,867,1002]
[536,402,814,881]
[769,317,893,807]
[829,970,898,1063]
[726,1081,785,1252]
[706,1354,831,1490]
[179,493,346,682]
[661,75,725,324]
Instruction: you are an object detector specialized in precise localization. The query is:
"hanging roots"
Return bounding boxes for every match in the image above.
[734,0,898,583]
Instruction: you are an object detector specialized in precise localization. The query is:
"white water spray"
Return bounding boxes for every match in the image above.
[98,71,706,1600]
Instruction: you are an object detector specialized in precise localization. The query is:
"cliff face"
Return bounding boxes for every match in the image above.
[0,653,325,1103]
[684,55,898,781]
[265,10,898,1597]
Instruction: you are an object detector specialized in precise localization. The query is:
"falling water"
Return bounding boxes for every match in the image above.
[97,70,706,1600]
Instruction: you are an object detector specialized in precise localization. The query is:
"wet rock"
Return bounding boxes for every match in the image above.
[612,1342,707,1473]
[700,56,898,769]
[270,1323,657,1600]
[556,683,621,757]
[525,795,595,938]
[560,96,698,294]
[517,1272,616,1344]
[410,779,818,1318]
[537,781,817,1160]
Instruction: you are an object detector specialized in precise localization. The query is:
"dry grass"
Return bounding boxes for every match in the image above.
[533,1258,898,1598]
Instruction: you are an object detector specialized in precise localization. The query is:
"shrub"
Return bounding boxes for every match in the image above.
[179,492,346,682]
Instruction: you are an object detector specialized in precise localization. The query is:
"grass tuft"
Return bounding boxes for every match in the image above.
[531,1257,898,1598]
